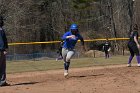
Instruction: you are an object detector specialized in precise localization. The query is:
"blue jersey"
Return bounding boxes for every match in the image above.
[62,31,83,49]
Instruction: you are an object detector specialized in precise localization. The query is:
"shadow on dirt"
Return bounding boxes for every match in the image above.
[70,74,104,78]
[11,82,39,86]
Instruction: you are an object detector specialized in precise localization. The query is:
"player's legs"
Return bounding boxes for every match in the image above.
[105,50,108,59]
[62,48,75,77]
[127,45,134,66]
[56,50,63,61]
[60,51,63,58]
[62,48,68,66]
[106,51,109,58]
[64,50,75,77]
[65,50,75,70]
[133,46,140,66]
[0,51,7,86]
[62,48,69,76]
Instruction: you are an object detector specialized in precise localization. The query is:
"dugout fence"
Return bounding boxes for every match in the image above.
[6,52,80,61]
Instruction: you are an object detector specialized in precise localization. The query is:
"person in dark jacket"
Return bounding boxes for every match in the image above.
[127,24,140,67]
[0,17,9,86]
[102,39,111,59]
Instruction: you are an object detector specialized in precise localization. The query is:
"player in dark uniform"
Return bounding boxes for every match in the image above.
[103,39,111,59]
[127,24,140,67]
[0,16,9,86]
[56,41,63,61]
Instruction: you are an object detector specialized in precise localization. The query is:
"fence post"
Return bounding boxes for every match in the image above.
[94,50,96,58]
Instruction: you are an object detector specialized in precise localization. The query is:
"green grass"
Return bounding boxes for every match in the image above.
[7,55,136,74]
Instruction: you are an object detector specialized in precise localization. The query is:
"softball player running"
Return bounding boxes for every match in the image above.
[127,24,140,67]
[61,23,85,77]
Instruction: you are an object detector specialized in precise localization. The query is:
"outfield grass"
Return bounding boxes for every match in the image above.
[7,55,137,74]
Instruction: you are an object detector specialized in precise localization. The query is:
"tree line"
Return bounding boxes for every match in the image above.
[0,0,138,54]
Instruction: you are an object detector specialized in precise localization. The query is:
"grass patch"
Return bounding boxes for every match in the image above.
[7,55,136,74]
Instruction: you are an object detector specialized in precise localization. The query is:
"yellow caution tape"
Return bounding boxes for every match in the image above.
[9,37,139,45]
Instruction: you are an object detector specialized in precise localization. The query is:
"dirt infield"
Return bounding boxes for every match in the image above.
[1,65,140,93]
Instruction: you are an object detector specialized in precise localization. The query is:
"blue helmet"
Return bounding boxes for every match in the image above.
[70,24,78,30]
